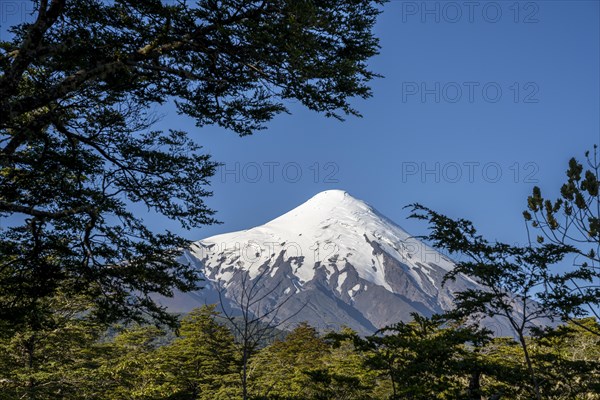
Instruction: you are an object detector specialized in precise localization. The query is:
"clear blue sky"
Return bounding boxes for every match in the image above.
[168,0,600,245]
[2,1,599,245]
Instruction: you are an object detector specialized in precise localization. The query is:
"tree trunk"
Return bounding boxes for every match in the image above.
[25,336,36,400]
[467,370,482,400]
[518,332,541,400]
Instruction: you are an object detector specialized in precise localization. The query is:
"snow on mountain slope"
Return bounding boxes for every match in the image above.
[193,190,457,288]
[163,190,513,335]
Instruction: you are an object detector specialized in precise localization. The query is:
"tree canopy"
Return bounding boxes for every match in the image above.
[2,307,597,400]
[524,146,600,330]
[0,0,385,330]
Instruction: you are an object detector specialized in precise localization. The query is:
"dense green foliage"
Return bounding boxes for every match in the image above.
[0,305,598,400]
[0,0,384,331]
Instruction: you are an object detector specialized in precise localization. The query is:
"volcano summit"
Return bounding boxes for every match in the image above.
[164,190,507,335]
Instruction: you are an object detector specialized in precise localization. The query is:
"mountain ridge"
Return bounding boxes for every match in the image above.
[160,190,513,336]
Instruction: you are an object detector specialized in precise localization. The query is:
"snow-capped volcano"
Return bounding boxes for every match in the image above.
[164,190,508,335]
[196,190,456,288]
